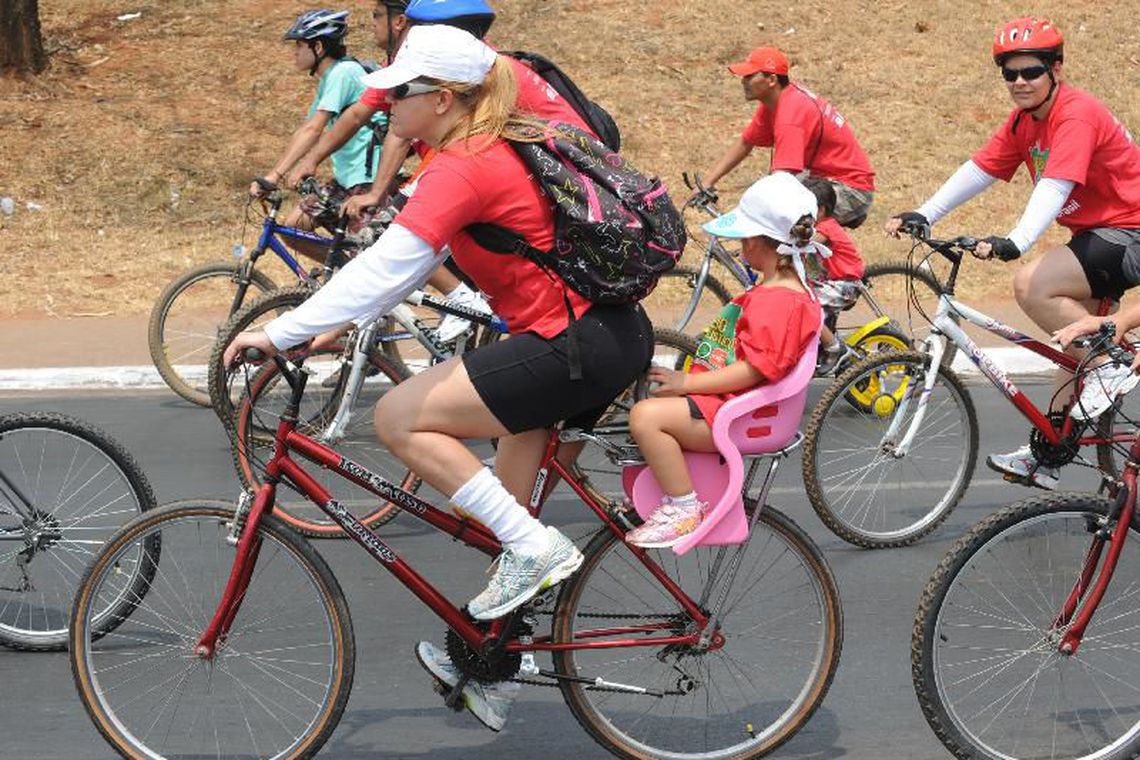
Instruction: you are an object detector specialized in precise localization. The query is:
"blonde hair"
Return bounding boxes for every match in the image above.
[431,55,547,148]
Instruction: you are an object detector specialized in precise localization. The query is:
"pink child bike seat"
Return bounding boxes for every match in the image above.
[625,332,820,555]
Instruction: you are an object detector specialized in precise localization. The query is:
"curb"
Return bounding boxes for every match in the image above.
[0,347,1055,391]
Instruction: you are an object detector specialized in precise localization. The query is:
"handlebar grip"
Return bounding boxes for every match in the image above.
[243,347,266,363]
[254,177,278,192]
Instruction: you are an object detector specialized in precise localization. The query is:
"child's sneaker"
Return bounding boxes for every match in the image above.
[625,498,706,549]
[437,286,492,343]
[1072,363,1140,421]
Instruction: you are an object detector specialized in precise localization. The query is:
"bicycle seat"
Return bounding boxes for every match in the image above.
[624,331,820,555]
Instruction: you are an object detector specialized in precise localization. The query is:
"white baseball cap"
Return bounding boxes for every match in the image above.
[702,172,818,242]
[361,24,497,90]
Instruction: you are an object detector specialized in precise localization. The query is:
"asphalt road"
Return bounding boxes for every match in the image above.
[0,380,1112,760]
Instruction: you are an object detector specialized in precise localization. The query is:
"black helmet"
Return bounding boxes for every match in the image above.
[283,9,350,42]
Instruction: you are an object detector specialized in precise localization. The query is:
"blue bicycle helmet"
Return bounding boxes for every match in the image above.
[405,0,495,38]
[283,9,350,42]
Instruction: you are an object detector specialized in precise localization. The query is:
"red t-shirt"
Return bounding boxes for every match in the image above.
[742,84,876,191]
[394,137,591,338]
[359,57,592,133]
[816,217,864,280]
[972,84,1140,233]
[688,286,822,422]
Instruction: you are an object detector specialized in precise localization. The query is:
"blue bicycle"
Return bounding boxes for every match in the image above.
[147,179,355,406]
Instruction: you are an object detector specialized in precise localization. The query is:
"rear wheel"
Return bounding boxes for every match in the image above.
[554,502,842,759]
[70,500,354,760]
[148,260,277,406]
[208,285,314,427]
[233,344,417,538]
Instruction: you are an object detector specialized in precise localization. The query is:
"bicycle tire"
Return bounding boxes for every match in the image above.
[148,260,278,406]
[912,492,1140,760]
[553,500,842,759]
[208,285,315,428]
[642,265,734,332]
[233,344,418,538]
[860,259,957,368]
[70,499,355,760]
[803,350,978,548]
[0,412,158,651]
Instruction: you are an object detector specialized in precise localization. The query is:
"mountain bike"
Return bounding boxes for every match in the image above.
[654,173,952,372]
[148,179,357,406]
[0,413,157,651]
[801,229,1136,549]
[912,327,1140,760]
[70,348,842,760]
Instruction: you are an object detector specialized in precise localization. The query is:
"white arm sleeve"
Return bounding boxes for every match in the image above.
[1006,177,1076,253]
[916,160,999,224]
[262,224,441,350]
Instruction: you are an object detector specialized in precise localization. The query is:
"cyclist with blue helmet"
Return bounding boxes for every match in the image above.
[250,9,386,256]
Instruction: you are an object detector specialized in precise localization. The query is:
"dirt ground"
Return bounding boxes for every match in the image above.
[1,1,1139,321]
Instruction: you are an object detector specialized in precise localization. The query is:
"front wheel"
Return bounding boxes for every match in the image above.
[148,260,277,406]
[912,492,1140,760]
[70,500,355,760]
[803,351,978,548]
[553,502,842,759]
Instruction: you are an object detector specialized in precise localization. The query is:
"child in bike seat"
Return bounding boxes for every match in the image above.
[248,10,386,259]
[802,176,866,375]
[626,173,824,548]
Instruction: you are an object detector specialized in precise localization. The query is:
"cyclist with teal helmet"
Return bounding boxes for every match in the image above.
[250,9,385,258]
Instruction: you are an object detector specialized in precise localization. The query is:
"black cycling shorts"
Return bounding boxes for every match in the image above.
[463,304,654,434]
[1069,228,1140,301]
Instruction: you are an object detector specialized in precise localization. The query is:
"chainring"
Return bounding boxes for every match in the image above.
[444,616,534,684]
[1029,413,1082,469]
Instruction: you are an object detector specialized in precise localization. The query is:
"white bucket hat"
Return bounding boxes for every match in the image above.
[361,24,497,90]
[702,172,830,298]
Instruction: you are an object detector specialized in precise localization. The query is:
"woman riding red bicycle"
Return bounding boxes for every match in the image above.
[887,17,1140,490]
[223,24,653,730]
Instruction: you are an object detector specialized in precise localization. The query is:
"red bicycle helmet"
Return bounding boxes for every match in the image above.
[992,17,1064,64]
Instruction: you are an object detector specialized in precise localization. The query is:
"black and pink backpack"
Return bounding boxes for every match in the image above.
[467,122,686,307]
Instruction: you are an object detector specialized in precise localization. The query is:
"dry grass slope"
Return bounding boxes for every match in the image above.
[1,0,1138,317]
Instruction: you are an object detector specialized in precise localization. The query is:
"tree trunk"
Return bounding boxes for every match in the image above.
[0,0,47,74]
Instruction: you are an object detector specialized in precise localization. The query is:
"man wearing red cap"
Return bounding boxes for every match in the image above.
[698,46,876,228]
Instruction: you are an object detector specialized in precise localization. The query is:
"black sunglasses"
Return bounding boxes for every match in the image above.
[1001,64,1050,83]
[390,81,443,100]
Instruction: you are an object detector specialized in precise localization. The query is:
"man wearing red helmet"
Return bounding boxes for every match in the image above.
[887,17,1140,490]
[697,46,876,228]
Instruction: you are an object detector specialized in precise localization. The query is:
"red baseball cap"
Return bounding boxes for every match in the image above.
[727,46,789,77]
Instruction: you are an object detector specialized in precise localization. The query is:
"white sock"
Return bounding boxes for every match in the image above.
[452,468,549,555]
[668,491,699,509]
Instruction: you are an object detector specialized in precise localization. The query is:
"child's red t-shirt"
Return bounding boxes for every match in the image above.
[816,217,864,280]
[687,285,821,422]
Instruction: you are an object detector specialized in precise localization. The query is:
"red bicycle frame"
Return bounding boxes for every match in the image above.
[195,360,708,659]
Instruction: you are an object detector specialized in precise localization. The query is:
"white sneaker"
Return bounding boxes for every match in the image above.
[986,445,1059,490]
[414,641,518,731]
[436,286,492,343]
[467,527,583,621]
[1073,363,1140,421]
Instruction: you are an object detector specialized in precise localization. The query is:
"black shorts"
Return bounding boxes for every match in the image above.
[463,305,654,434]
[1069,228,1140,301]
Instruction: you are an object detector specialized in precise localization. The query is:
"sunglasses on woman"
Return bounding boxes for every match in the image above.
[1001,64,1050,83]
[390,81,443,100]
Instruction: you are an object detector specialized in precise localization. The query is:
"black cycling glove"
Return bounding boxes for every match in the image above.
[984,236,1021,262]
[894,211,930,235]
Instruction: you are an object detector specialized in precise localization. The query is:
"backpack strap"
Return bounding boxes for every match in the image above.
[466,222,584,381]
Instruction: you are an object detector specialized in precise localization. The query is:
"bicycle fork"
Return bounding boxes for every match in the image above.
[1053,471,1137,654]
[881,334,948,456]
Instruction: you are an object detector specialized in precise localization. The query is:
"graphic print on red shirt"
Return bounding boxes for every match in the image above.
[741,84,876,191]
[394,137,591,338]
[687,286,822,422]
[972,83,1140,232]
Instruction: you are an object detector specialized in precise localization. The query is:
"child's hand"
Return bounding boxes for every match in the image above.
[648,367,688,397]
